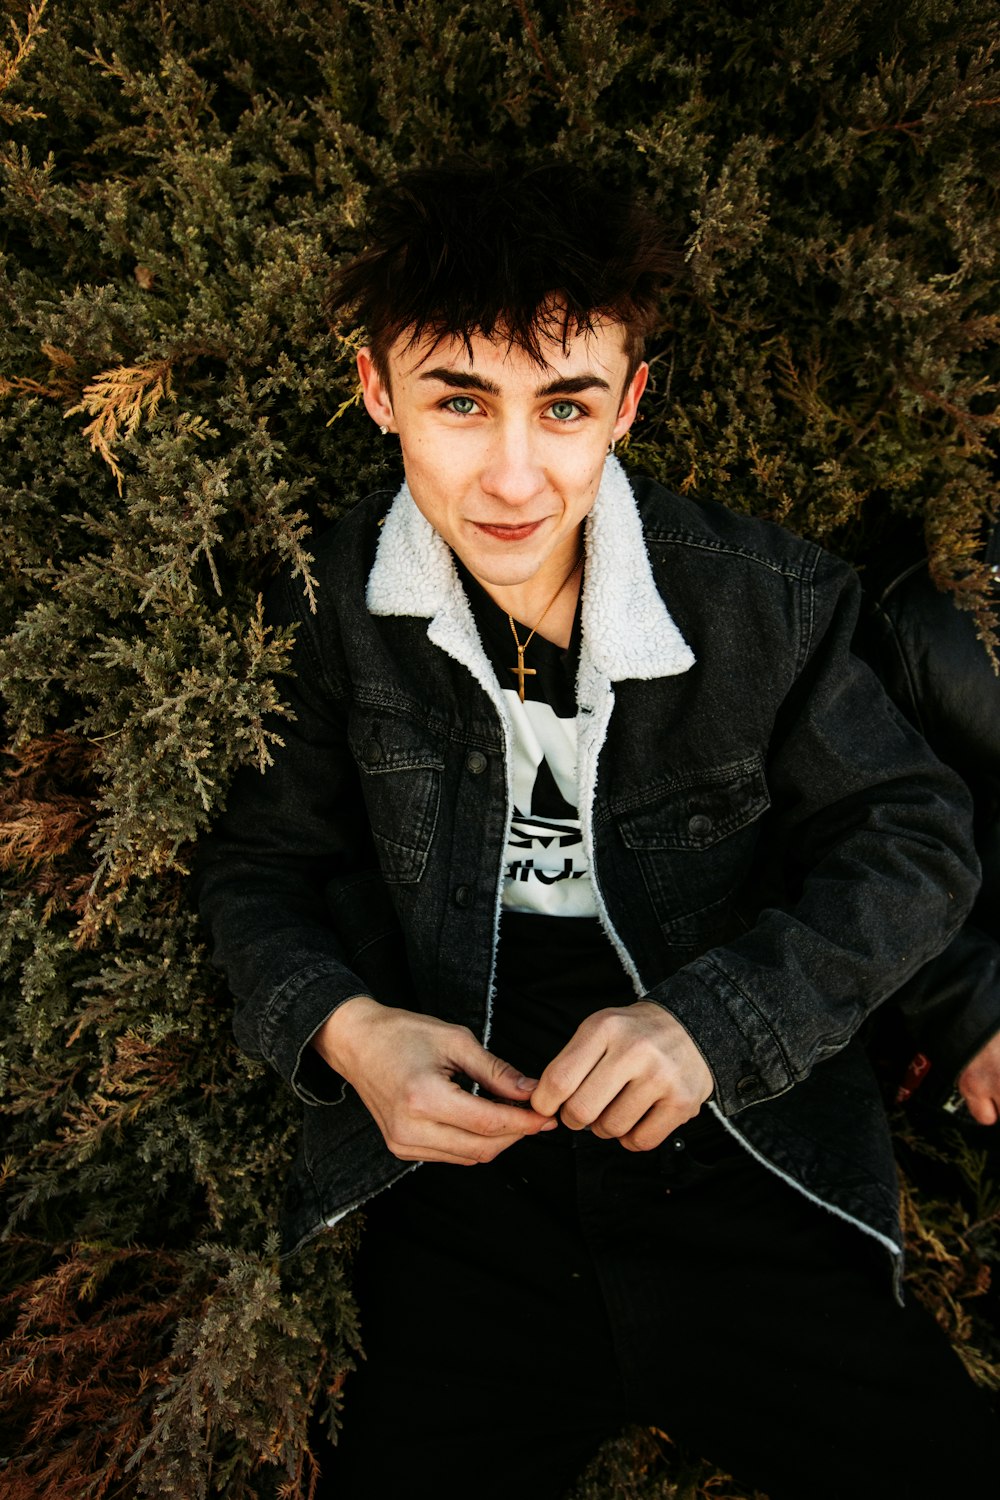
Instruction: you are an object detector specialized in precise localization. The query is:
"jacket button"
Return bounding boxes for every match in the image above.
[688,812,712,838]
[454,885,472,907]
[363,739,382,766]
[466,751,487,774]
[737,1075,759,1097]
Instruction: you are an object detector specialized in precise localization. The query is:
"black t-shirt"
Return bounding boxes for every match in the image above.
[458,562,635,1080]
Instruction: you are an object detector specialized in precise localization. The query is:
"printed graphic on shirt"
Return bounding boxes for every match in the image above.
[454,555,596,917]
[501,688,596,917]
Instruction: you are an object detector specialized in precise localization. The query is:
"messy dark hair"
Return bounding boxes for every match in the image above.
[327,159,683,384]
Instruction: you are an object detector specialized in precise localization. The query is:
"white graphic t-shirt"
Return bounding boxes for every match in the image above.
[457,562,597,917]
[502,689,595,915]
[454,559,639,1083]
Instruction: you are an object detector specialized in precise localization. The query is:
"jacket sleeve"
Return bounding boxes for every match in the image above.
[644,552,982,1117]
[856,576,1000,1091]
[193,567,383,1107]
[885,925,1000,1088]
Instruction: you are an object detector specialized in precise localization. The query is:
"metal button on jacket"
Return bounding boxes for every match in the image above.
[465,751,487,774]
[688,812,713,838]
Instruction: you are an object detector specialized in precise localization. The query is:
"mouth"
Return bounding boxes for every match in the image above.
[472,520,546,541]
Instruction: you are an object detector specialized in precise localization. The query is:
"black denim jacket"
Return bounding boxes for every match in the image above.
[858,525,1000,1094]
[196,460,978,1280]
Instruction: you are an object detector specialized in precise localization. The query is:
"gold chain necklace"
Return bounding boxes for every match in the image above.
[507,554,583,702]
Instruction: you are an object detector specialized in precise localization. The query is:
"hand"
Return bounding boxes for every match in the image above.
[530,1001,714,1152]
[958,1029,1000,1125]
[312,996,557,1164]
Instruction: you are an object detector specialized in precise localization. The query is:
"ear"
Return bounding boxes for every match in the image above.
[357,347,395,430]
[612,361,649,442]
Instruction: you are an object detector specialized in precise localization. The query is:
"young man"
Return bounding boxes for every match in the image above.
[196,162,999,1497]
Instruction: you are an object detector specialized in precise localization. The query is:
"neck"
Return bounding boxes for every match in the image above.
[471,534,584,649]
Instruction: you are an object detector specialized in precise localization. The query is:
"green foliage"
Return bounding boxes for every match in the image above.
[2,1,999,1494]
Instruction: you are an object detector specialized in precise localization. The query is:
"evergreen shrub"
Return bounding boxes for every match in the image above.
[1,2,998,1494]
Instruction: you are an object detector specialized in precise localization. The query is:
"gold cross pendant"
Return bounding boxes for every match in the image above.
[509,648,537,702]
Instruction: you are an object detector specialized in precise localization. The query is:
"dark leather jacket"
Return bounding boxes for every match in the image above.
[195,460,979,1281]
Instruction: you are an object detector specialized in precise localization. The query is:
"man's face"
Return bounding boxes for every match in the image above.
[357,320,648,608]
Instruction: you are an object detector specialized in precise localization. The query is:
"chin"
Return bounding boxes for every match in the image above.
[468,557,541,588]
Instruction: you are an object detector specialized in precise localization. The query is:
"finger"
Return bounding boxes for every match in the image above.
[448,1083,556,1136]
[957,1034,1000,1126]
[554,1045,653,1132]
[589,1079,663,1140]
[408,1070,556,1139]
[531,1028,609,1118]
[450,1032,541,1104]
[400,1149,488,1166]
[385,1119,552,1164]
[963,1090,999,1126]
[618,1100,691,1153]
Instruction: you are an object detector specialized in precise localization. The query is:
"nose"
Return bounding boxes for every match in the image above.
[479,422,546,509]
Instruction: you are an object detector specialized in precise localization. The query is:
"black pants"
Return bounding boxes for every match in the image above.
[328,1115,1000,1499]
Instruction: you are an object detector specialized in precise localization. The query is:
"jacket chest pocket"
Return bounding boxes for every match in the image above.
[616,757,770,949]
[348,716,444,885]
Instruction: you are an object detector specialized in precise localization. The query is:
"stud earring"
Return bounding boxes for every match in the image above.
[379,425,389,435]
[608,438,616,454]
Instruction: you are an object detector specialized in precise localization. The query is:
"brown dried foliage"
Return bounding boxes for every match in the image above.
[58,1030,197,1150]
[900,1170,1000,1389]
[0,0,49,125]
[0,734,98,921]
[0,341,80,405]
[0,1240,191,1500]
[64,361,176,496]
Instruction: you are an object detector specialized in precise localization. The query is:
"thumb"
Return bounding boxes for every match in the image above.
[967,1093,999,1126]
[452,1033,539,1102]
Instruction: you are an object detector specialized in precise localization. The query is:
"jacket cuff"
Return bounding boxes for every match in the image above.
[644,957,794,1116]
[258,964,371,1106]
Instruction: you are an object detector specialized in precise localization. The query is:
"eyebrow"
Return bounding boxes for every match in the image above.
[418,368,502,395]
[417,367,612,397]
[535,373,612,397]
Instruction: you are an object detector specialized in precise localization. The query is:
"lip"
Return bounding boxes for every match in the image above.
[473,520,546,541]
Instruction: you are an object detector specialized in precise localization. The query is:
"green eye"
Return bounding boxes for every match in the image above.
[446,396,478,415]
[549,401,581,421]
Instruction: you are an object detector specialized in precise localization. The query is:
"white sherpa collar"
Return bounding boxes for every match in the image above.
[365,455,695,683]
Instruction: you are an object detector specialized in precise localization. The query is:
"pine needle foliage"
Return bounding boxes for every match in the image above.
[1,1,998,1493]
